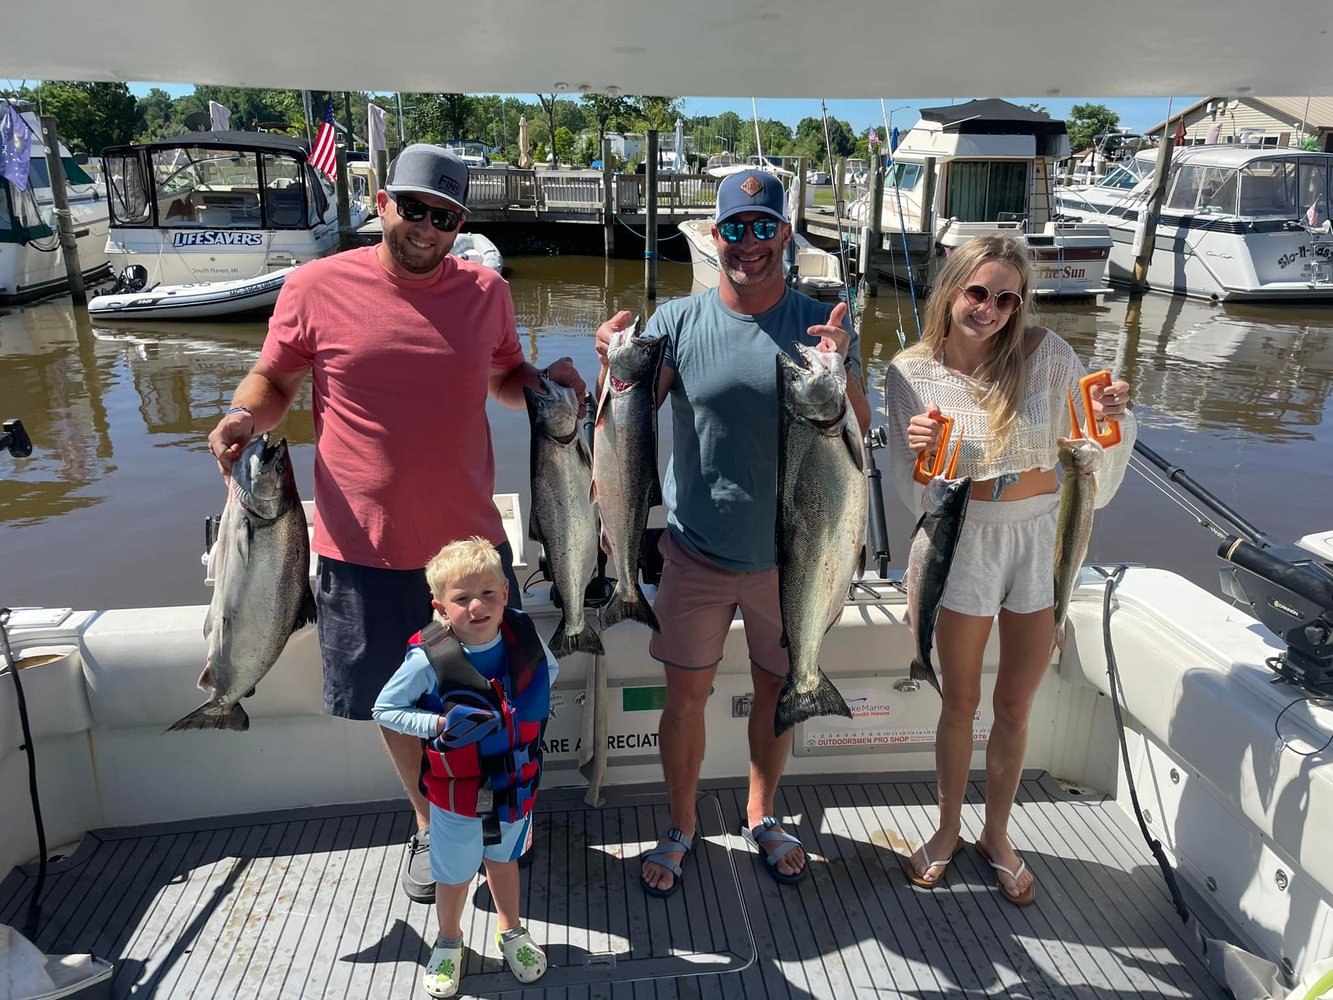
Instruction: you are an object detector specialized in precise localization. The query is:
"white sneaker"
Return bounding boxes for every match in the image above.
[497,925,548,984]
[422,937,463,998]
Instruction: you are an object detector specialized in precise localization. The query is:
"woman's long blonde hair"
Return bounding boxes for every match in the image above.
[907,236,1034,460]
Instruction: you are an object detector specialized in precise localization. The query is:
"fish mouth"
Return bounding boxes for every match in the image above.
[608,375,635,392]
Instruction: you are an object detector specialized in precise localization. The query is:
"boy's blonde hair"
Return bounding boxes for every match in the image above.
[425,537,506,622]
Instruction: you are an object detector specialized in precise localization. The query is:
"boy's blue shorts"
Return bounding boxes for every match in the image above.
[429,804,533,885]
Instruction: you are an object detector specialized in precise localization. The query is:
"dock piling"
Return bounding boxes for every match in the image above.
[334,144,351,249]
[645,129,658,300]
[865,152,885,297]
[1131,136,1176,297]
[602,138,614,258]
[39,117,87,307]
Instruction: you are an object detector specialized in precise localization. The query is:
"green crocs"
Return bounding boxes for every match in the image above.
[497,925,548,984]
[422,937,463,998]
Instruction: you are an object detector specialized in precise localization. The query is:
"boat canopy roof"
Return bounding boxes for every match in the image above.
[917,100,1067,138]
[3,0,1332,99]
[1169,144,1333,168]
[102,131,309,160]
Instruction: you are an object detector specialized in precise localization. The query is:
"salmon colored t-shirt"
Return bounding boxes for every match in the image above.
[261,246,524,569]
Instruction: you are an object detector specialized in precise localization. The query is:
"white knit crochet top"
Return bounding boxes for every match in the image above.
[884,329,1137,514]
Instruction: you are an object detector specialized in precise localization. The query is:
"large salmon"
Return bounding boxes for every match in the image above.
[1052,435,1104,652]
[905,473,972,696]
[525,374,602,658]
[774,345,864,736]
[592,318,665,632]
[169,435,316,732]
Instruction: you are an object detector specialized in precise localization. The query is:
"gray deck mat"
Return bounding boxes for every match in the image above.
[0,772,1228,999]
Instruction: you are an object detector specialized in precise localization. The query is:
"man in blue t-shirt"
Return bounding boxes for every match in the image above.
[594,169,871,896]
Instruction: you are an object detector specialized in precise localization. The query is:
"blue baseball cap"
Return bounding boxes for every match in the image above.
[386,144,469,212]
[715,169,787,224]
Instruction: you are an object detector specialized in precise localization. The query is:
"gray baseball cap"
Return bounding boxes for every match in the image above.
[386,144,470,212]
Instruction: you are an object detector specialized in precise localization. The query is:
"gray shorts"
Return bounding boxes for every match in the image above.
[315,543,521,720]
[939,492,1060,618]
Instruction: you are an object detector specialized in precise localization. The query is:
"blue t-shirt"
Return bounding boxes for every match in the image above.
[650,286,861,572]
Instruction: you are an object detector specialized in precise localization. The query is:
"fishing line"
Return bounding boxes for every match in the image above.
[1272,695,1333,757]
[818,98,860,333]
[1128,455,1225,536]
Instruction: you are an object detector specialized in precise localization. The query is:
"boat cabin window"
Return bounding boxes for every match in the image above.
[1097,165,1141,191]
[945,161,1028,223]
[1298,158,1331,226]
[155,147,264,229]
[104,152,152,227]
[888,162,923,190]
[1195,167,1239,215]
[260,152,308,228]
[1238,158,1301,218]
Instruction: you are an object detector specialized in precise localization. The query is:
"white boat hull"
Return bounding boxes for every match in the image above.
[88,267,293,319]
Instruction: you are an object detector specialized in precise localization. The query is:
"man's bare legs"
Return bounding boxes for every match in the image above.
[744,664,804,877]
[382,725,431,830]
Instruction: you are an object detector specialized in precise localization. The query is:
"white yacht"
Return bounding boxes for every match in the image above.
[1055,143,1333,301]
[93,131,371,311]
[0,107,110,304]
[849,100,1114,299]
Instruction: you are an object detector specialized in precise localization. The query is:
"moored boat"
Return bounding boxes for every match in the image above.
[87,266,293,320]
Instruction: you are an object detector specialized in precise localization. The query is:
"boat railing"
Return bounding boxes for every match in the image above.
[465,168,718,216]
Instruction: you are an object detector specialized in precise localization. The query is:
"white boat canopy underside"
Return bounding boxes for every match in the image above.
[6,0,1333,98]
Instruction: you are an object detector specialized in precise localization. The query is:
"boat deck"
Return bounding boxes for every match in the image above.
[0,772,1225,998]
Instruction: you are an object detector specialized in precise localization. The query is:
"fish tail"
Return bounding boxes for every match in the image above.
[549,615,605,659]
[600,582,661,633]
[910,658,943,696]
[166,700,250,733]
[774,668,852,736]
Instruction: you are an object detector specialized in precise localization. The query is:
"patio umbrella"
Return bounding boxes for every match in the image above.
[673,117,684,171]
[518,115,533,169]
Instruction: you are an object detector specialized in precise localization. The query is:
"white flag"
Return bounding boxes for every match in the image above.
[208,101,231,131]
[367,103,388,156]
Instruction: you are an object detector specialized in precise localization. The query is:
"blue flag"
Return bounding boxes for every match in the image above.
[0,105,34,191]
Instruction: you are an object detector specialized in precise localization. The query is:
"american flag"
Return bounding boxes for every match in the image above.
[309,98,337,178]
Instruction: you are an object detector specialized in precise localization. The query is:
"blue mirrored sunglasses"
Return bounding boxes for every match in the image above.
[717,218,780,243]
[389,192,464,232]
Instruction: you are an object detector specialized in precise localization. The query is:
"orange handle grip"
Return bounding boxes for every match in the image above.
[1079,371,1122,447]
[913,414,954,484]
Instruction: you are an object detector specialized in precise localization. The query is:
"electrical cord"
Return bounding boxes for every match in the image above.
[0,607,48,941]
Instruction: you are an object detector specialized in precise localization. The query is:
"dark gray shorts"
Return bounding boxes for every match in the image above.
[315,543,522,720]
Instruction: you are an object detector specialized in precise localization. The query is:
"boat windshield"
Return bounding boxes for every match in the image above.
[1231,156,1333,220]
[134,146,315,229]
[1097,164,1143,191]
[887,161,923,190]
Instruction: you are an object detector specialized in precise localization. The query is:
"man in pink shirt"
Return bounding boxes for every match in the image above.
[207,145,586,904]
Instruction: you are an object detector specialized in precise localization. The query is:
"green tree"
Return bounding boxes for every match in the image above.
[1066,102,1121,153]
[26,81,139,154]
[1023,102,1050,116]
[137,87,176,138]
[535,93,561,167]
[554,126,576,163]
[581,93,635,159]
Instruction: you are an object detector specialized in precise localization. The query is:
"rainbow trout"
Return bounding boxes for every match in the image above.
[905,474,972,696]
[1052,435,1104,652]
[592,318,665,632]
[170,435,316,732]
[525,374,602,658]
[774,345,864,736]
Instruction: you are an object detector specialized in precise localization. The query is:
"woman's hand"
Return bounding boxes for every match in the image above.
[906,404,945,456]
[1089,378,1131,421]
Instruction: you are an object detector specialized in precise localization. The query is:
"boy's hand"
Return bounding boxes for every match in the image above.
[434,696,503,749]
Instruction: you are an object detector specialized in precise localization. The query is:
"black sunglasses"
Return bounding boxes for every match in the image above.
[389,192,464,232]
[959,283,1023,313]
[717,218,781,243]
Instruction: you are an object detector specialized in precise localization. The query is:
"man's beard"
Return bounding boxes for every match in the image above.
[720,244,784,288]
[385,227,448,274]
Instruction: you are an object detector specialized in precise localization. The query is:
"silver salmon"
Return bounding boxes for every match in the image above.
[905,473,972,696]
[774,345,865,736]
[1052,435,1104,652]
[526,374,602,658]
[592,318,665,632]
[169,435,316,732]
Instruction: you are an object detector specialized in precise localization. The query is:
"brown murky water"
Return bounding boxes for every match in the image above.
[2,255,1330,612]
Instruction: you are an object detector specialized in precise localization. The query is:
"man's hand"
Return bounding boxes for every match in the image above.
[542,356,587,401]
[806,301,850,359]
[207,408,256,477]
[594,310,636,368]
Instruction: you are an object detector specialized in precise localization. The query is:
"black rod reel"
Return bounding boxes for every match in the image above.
[863,426,892,579]
[1134,440,1333,695]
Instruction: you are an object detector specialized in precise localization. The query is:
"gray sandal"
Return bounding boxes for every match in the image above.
[640,827,693,898]
[743,816,808,885]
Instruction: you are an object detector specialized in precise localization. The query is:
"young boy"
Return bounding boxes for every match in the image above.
[373,537,557,998]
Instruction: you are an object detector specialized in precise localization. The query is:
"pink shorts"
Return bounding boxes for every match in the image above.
[648,532,789,677]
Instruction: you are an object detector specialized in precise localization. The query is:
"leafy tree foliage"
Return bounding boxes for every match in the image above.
[1066,102,1121,154]
[18,81,140,154]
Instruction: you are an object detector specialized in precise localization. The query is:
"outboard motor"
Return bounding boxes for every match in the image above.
[111,264,149,295]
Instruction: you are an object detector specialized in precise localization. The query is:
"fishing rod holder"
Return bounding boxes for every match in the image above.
[1219,535,1333,695]
[2,419,32,458]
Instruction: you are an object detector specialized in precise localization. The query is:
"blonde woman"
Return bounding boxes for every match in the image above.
[885,237,1135,905]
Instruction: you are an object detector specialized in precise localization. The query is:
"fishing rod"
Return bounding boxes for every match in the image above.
[1131,439,1333,694]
